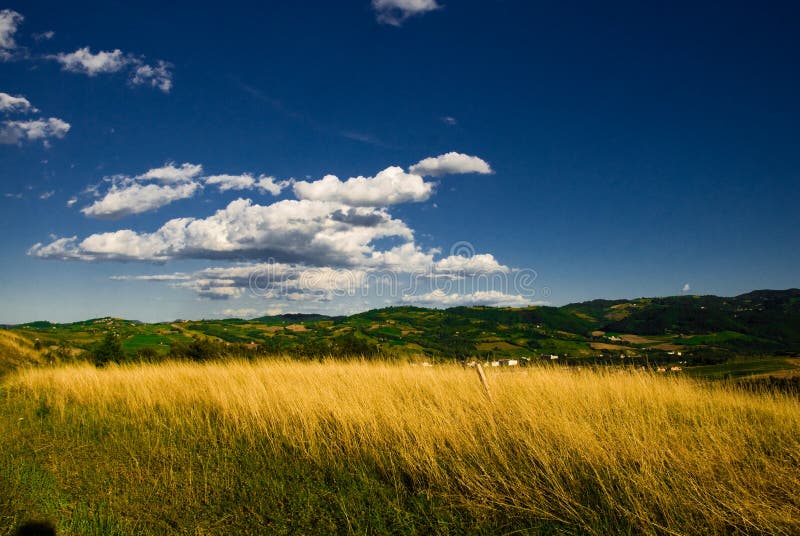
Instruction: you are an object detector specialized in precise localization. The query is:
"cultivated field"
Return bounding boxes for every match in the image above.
[1,360,799,535]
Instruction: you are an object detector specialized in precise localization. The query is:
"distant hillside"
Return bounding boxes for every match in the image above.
[564,289,800,351]
[5,290,800,376]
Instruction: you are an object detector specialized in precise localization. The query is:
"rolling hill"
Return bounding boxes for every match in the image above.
[2,289,799,377]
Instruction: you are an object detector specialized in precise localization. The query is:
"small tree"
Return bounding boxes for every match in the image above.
[92,332,124,366]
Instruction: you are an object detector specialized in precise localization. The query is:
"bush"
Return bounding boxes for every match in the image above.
[168,338,225,362]
[135,347,161,362]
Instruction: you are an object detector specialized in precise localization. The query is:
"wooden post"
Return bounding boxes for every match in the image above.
[475,362,492,401]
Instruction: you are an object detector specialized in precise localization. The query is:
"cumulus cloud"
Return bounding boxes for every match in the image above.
[372,0,441,26]
[72,163,293,218]
[409,152,493,177]
[0,92,69,146]
[32,198,413,264]
[294,166,434,206]
[0,9,23,58]
[78,162,204,219]
[113,262,370,302]
[39,190,55,200]
[0,117,70,145]
[434,253,509,276]
[137,162,203,183]
[35,153,533,309]
[682,283,691,293]
[49,47,174,92]
[402,289,536,308]
[130,60,173,92]
[0,92,37,113]
[51,47,128,75]
[81,181,201,219]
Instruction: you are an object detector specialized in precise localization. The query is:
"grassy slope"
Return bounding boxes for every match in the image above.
[0,329,44,377]
[2,361,799,535]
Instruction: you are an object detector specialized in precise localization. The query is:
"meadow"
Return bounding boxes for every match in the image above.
[1,360,799,535]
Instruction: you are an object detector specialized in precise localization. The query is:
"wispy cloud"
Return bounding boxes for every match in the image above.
[32,30,55,41]
[372,0,442,26]
[49,47,174,93]
[0,117,70,145]
[237,79,388,147]
[0,9,23,60]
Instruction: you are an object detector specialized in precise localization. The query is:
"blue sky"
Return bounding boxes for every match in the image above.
[1,1,799,323]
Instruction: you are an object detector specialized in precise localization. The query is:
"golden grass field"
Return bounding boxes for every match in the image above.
[2,360,799,534]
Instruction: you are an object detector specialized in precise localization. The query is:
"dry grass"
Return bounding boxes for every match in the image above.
[0,329,44,376]
[2,360,800,534]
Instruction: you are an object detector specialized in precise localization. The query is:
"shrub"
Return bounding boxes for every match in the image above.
[92,332,125,367]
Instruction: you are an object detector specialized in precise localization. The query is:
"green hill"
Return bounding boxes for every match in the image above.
[4,289,800,377]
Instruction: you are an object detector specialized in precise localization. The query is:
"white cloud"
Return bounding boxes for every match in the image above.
[35,154,529,309]
[205,173,256,192]
[0,117,70,145]
[77,162,204,220]
[402,289,537,308]
[137,162,203,183]
[409,152,493,177]
[682,283,691,293]
[66,197,77,207]
[32,198,413,264]
[113,262,370,302]
[440,116,457,126]
[0,92,37,113]
[174,278,245,300]
[51,47,128,76]
[130,60,173,93]
[367,242,436,272]
[81,181,201,219]
[372,0,441,26]
[0,9,23,55]
[294,166,434,206]
[72,163,291,219]
[110,273,190,282]
[49,47,174,92]
[434,253,509,276]
[255,176,288,196]
[220,308,259,319]
[205,173,288,195]
[39,190,55,200]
